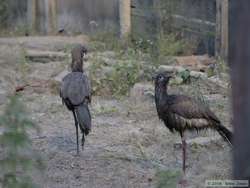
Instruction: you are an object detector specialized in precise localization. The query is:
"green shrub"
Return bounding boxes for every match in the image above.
[89,52,142,97]
[0,0,8,28]
[108,59,140,97]
[157,33,188,57]
[0,96,44,188]
[89,31,124,52]
[155,170,181,188]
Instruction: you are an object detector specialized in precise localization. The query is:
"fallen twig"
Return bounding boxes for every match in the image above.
[15,80,50,93]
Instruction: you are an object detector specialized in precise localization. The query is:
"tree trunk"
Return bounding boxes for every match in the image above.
[27,0,37,32]
[48,0,57,34]
[229,0,250,182]
[119,0,131,39]
[216,0,228,60]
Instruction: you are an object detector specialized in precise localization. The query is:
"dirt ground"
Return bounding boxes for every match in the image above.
[0,37,232,188]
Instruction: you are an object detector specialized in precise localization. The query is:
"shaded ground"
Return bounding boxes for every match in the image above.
[0,36,232,188]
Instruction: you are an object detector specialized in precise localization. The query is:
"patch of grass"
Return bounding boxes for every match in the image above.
[18,49,30,83]
[88,56,107,95]
[155,170,181,188]
[206,57,230,79]
[94,105,118,115]
[49,80,60,95]
[89,31,124,52]
[214,57,230,78]
[157,33,191,58]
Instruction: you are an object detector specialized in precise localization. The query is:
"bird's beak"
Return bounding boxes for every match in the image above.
[152,75,156,80]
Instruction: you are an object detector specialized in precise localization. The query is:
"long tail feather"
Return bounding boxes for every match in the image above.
[216,124,233,146]
[75,103,91,135]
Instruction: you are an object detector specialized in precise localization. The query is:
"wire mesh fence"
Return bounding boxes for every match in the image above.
[131,0,217,56]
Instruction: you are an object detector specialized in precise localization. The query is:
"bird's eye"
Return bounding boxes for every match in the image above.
[159,75,164,81]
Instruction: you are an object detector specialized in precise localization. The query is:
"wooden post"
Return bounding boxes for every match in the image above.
[216,0,228,60]
[119,0,131,39]
[221,0,228,60]
[229,0,250,182]
[27,0,37,32]
[48,0,57,34]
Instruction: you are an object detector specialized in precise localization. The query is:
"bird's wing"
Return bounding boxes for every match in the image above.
[82,72,92,103]
[61,72,91,106]
[168,95,220,123]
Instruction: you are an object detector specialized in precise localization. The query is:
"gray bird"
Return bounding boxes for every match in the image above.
[60,44,91,155]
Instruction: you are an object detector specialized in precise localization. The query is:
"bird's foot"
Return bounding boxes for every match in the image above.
[178,176,188,188]
[81,136,85,150]
[75,151,80,157]
[81,143,84,150]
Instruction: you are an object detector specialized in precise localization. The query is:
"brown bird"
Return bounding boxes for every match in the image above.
[153,73,232,174]
[60,44,91,155]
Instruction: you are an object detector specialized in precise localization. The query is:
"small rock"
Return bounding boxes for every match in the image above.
[190,71,207,79]
[158,65,186,73]
[171,77,183,85]
[26,50,67,63]
[158,65,175,73]
[101,51,116,59]
[175,55,215,71]
[208,76,228,89]
[130,83,154,101]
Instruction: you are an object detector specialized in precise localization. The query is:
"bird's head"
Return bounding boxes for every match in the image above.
[72,44,88,60]
[152,72,173,87]
[71,45,88,72]
[80,45,88,61]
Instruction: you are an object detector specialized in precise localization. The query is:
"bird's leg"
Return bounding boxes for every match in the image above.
[81,134,85,150]
[73,111,79,155]
[77,123,85,150]
[178,132,188,187]
[181,133,187,174]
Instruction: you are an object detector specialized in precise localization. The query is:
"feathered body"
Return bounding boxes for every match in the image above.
[61,72,91,134]
[60,44,91,154]
[154,73,232,142]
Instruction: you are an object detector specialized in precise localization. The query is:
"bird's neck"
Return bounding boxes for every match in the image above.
[155,84,168,106]
[71,61,83,72]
